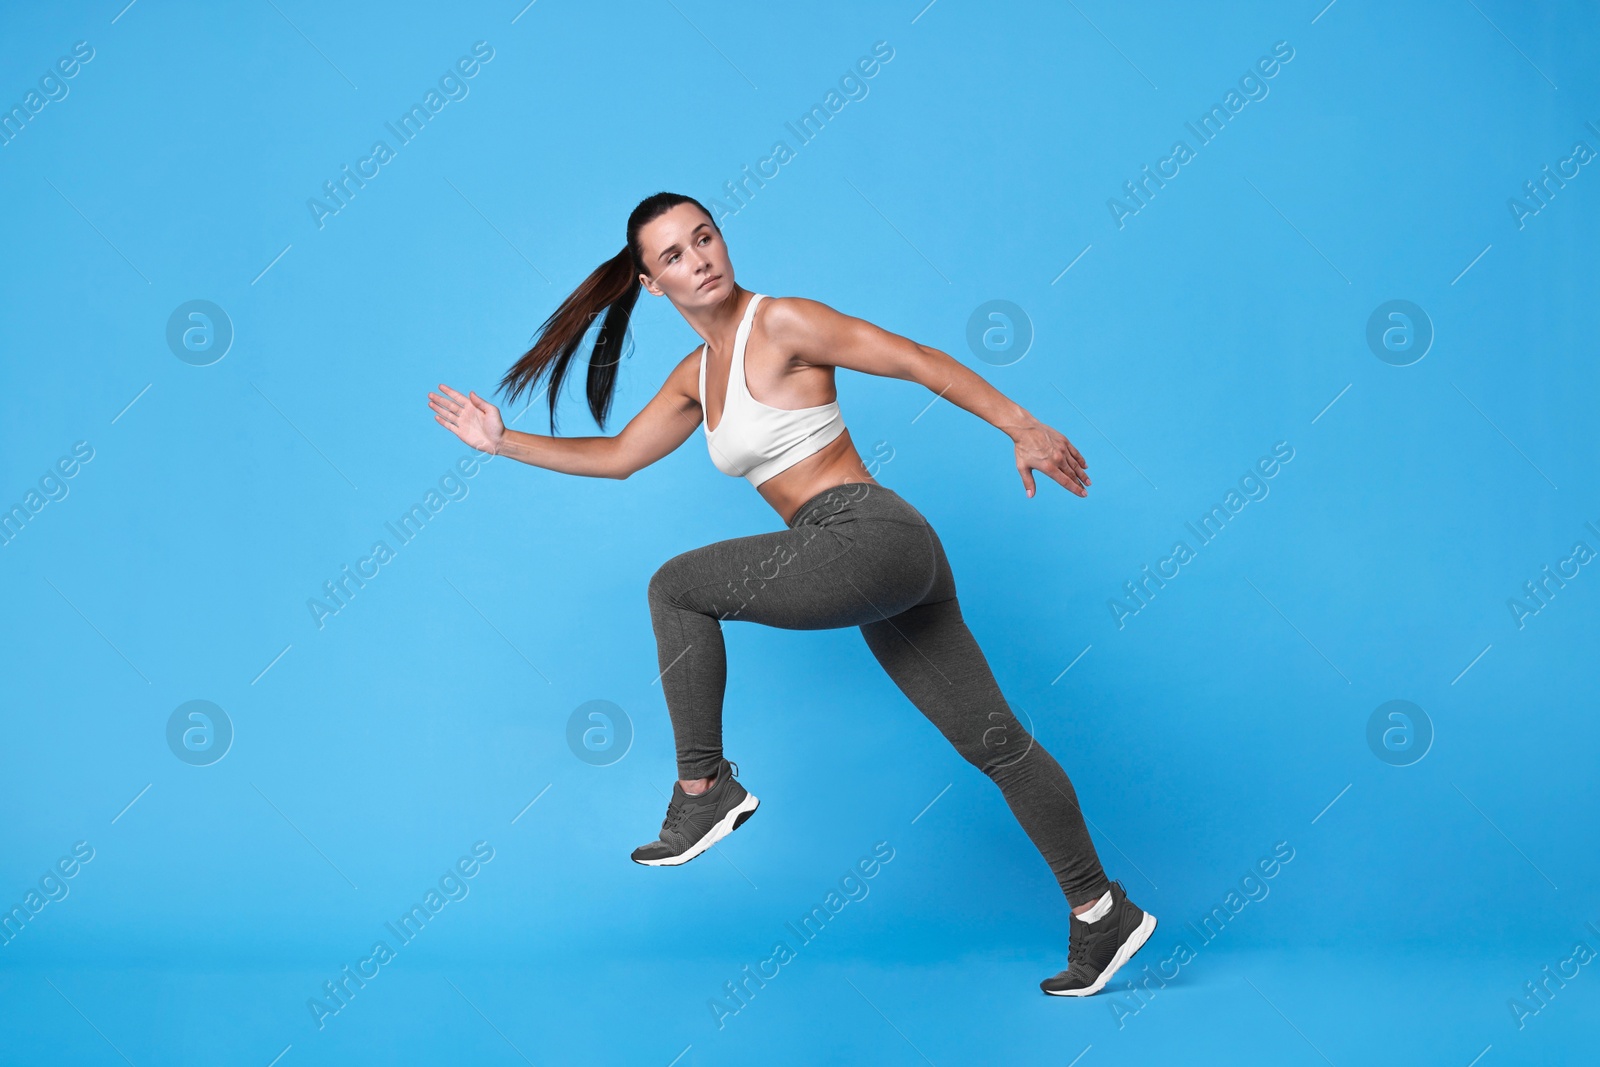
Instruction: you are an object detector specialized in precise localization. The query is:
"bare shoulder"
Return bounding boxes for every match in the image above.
[757,295,890,370]
[666,346,706,405]
[757,296,857,366]
[672,345,704,373]
[757,295,841,339]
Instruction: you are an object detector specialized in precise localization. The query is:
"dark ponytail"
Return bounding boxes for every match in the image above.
[499,191,720,432]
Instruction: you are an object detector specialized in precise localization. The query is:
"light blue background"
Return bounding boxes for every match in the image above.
[2,0,1597,1063]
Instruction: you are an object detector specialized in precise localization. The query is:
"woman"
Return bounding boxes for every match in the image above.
[427,192,1155,996]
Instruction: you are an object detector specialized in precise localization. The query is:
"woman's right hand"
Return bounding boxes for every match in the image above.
[429,383,505,454]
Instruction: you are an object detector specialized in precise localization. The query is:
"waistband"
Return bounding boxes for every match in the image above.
[787,481,923,529]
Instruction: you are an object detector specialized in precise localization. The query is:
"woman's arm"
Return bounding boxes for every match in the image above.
[429,351,704,480]
[763,297,1091,498]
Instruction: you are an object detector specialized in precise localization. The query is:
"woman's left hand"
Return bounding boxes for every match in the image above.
[1013,422,1090,498]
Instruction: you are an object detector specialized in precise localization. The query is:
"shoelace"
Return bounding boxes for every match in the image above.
[1066,895,1112,969]
[663,805,687,834]
[1066,921,1089,969]
[662,761,736,836]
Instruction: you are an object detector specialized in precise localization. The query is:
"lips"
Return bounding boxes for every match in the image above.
[698,274,721,290]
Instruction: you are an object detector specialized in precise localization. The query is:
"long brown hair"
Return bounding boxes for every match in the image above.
[499,192,720,431]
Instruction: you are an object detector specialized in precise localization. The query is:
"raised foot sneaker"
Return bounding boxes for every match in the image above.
[1040,880,1157,996]
[630,757,759,867]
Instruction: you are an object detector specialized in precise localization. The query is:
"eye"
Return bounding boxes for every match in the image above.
[668,253,680,263]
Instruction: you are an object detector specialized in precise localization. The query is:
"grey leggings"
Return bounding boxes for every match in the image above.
[646,481,1111,908]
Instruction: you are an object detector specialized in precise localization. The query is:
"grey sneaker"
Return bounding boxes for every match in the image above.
[631,757,760,867]
[1040,880,1157,996]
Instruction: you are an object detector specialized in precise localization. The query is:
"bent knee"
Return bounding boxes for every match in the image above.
[648,556,734,618]
[647,563,684,610]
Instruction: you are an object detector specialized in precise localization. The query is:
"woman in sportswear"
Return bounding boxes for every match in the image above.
[427,192,1156,996]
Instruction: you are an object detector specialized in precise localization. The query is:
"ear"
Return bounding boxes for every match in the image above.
[639,272,664,297]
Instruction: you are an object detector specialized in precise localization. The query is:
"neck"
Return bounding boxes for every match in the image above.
[682,286,752,355]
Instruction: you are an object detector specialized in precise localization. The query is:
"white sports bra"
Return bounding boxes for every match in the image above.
[698,293,847,488]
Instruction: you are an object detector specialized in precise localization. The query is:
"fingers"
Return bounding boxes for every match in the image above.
[1038,458,1088,498]
[1018,430,1092,499]
[434,386,500,435]
[1036,442,1088,493]
[435,384,478,421]
[1057,433,1088,482]
[1057,471,1088,497]
[1062,452,1090,488]
[427,395,458,425]
[1023,463,1086,498]
[1048,464,1087,497]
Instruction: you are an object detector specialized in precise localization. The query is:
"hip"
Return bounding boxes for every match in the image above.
[787,480,930,531]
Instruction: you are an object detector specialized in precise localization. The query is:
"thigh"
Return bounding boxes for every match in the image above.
[649,517,937,631]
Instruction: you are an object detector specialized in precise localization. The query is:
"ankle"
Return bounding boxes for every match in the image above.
[680,774,716,795]
[1073,887,1114,921]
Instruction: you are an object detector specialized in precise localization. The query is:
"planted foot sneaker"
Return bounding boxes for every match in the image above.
[1040,880,1157,996]
[630,757,759,867]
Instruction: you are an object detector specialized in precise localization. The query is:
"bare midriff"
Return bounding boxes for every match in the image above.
[756,428,880,526]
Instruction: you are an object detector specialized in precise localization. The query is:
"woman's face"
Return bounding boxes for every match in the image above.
[637,203,733,307]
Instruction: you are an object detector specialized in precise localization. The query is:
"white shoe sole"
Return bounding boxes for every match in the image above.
[633,793,760,867]
[1044,910,1158,996]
